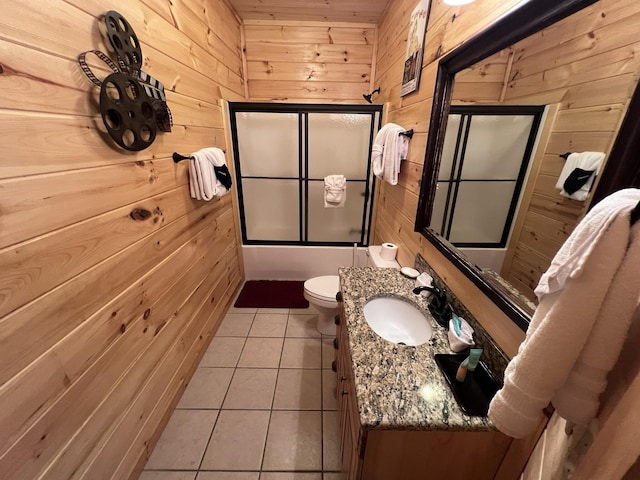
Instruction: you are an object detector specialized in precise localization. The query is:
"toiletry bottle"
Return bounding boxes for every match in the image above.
[455,348,483,382]
[467,348,483,372]
[455,357,469,382]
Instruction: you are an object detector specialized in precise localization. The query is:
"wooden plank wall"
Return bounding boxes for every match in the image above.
[230,0,389,23]
[243,20,377,102]
[372,0,640,355]
[499,0,640,299]
[372,0,527,358]
[0,1,244,479]
[444,0,640,300]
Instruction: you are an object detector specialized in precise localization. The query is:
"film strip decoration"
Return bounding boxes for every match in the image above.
[103,11,143,75]
[78,10,172,151]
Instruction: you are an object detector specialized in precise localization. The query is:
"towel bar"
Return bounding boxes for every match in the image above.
[173,150,226,163]
[399,129,414,139]
[559,152,572,160]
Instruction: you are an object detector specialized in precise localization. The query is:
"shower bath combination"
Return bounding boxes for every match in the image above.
[229,103,382,246]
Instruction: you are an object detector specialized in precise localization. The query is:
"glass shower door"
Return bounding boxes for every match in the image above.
[235,112,300,241]
[430,107,543,247]
[307,113,374,243]
[231,104,381,246]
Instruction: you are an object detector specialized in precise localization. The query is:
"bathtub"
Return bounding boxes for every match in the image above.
[242,245,369,280]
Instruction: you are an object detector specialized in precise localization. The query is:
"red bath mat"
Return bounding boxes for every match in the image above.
[234,280,309,309]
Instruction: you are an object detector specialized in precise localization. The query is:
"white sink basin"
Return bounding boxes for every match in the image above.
[363,296,433,346]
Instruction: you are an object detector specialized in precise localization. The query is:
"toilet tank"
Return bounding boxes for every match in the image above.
[367,246,401,269]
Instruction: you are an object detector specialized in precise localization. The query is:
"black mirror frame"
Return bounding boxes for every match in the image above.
[415,0,601,331]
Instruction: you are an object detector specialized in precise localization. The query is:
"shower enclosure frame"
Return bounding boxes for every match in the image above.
[433,105,544,248]
[229,102,383,247]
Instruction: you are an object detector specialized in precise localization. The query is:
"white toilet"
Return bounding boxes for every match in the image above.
[303,246,400,336]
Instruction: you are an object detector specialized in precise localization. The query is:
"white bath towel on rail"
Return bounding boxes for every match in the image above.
[555,151,605,201]
[189,147,230,201]
[324,175,346,208]
[488,189,640,438]
[371,123,409,185]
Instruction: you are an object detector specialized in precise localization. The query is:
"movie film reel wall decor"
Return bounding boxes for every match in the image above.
[78,11,172,151]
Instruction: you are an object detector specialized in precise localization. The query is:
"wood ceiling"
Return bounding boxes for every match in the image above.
[227,0,392,24]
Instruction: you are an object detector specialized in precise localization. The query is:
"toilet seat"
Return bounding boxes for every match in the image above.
[304,275,339,307]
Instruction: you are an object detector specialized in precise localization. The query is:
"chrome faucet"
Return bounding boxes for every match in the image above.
[412,285,451,327]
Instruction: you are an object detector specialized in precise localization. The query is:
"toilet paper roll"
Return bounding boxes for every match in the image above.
[380,243,398,261]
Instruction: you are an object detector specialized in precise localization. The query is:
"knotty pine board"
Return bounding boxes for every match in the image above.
[0,185,207,320]
[0,0,243,477]
[25,245,238,480]
[243,24,375,45]
[0,196,228,394]
[0,113,224,178]
[230,0,388,23]
[0,208,233,458]
[244,21,376,102]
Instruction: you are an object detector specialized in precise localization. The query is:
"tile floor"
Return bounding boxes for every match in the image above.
[141,300,343,480]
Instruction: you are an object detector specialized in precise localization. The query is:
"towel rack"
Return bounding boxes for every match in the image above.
[399,129,414,139]
[173,150,226,163]
[559,152,572,160]
[172,152,192,163]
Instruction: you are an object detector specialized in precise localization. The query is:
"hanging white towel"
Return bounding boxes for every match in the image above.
[555,151,605,201]
[188,147,230,201]
[371,123,409,185]
[552,222,640,425]
[488,189,640,439]
[535,188,640,298]
[324,175,346,208]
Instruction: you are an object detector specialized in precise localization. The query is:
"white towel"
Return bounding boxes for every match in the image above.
[324,175,346,208]
[188,147,229,201]
[555,151,605,201]
[552,222,640,425]
[535,188,640,299]
[488,189,640,438]
[371,123,409,185]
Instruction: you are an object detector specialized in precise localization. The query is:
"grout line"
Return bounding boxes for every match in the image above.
[320,333,325,474]
[195,311,257,471]
[258,311,289,472]
[146,306,343,476]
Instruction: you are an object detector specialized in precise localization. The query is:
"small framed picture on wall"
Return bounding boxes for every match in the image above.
[401,0,431,97]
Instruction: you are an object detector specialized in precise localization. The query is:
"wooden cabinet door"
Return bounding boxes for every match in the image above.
[341,404,354,479]
[336,298,364,479]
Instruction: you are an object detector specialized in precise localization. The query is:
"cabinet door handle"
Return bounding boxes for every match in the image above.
[334,314,340,325]
[333,338,339,350]
[331,360,337,372]
[341,376,347,382]
[342,390,348,396]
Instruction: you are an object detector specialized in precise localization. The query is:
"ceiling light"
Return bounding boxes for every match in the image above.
[444,0,476,5]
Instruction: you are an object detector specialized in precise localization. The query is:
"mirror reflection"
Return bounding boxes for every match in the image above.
[420,0,639,313]
[430,106,543,248]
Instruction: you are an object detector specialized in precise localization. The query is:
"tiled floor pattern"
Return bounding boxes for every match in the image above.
[141,301,343,480]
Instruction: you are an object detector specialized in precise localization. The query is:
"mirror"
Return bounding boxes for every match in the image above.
[415,0,640,330]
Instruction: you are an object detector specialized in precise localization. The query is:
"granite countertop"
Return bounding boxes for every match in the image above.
[338,266,496,432]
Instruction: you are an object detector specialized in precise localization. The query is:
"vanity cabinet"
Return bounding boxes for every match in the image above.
[335,298,513,480]
[335,302,364,480]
